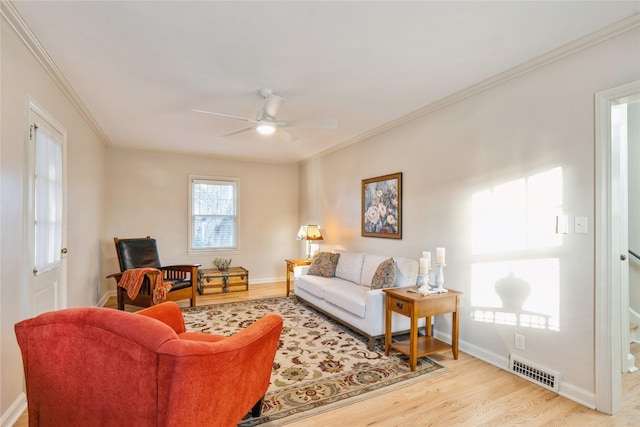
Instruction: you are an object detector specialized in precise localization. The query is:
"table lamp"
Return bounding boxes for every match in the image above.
[296,225,323,260]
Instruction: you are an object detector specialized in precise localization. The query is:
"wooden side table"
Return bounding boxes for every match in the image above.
[285,259,311,296]
[383,287,462,371]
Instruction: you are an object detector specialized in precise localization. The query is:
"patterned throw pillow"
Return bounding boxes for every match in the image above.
[370,258,396,289]
[308,252,340,277]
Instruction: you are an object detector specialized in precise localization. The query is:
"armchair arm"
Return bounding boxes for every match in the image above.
[156,314,283,426]
[16,306,178,356]
[161,264,200,272]
[137,301,186,334]
[108,269,162,297]
[160,265,200,285]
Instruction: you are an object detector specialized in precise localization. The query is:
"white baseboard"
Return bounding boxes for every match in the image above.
[433,329,596,409]
[249,276,285,285]
[559,382,596,410]
[96,278,285,308]
[1,392,26,427]
[96,289,116,307]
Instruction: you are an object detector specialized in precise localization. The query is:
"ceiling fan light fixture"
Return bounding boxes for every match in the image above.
[256,123,276,135]
[193,89,336,142]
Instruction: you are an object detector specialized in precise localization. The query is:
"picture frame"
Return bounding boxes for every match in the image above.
[361,172,402,239]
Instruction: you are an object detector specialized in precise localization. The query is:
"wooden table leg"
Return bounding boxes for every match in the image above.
[410,309,418,371]
[286,264,292,296]
[385,297,391,356]
[452,296,460,359]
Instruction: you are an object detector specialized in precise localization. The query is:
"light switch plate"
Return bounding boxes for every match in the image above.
[575,216,588,234]
[515,333,525,350]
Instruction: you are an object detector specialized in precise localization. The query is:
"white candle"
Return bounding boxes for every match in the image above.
[419,258,428,275]
[436,247,445,265]
[424,252,431,269]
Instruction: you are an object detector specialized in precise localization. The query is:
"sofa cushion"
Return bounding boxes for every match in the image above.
[308,252,340,277]
[323,284,368,318]
[360,254,392,286]
[394,257,419,287]
[335,251,365,284]
[371,258,396,289]
[296,274,346,298]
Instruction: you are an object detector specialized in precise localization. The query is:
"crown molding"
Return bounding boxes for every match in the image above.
[303,12,640,164]
[1,0,111,147]
[2,0,637,159]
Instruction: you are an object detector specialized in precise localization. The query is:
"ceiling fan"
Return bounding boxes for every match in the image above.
[192,88,337,143]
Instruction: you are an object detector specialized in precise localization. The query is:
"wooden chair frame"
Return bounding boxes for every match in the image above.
[108,237,200,310]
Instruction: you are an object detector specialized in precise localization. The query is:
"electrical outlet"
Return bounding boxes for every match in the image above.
[515,333,525,350]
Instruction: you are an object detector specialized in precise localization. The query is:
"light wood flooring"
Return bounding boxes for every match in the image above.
[14,281,640,426]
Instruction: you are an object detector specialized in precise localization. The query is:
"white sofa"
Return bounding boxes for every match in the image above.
[294,250,422,350]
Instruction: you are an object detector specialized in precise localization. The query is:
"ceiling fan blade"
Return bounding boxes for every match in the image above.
[192,109,256,123]
[275,128,298,143]
[222,125,255,137]
[263,94,286,118]
[281,118,338,129]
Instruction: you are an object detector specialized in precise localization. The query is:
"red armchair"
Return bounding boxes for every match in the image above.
[14,302,283,426]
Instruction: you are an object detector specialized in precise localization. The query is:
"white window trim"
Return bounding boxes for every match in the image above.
[188,175,240,255]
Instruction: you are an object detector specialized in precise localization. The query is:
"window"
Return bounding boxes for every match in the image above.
[33,122,64,275]
[189,176,238,251]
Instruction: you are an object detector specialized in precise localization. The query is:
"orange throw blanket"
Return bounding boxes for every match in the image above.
[118,268,172,304]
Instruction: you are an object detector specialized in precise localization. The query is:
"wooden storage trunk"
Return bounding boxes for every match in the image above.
[197,267,249,295]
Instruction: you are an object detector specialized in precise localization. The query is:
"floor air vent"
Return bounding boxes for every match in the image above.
[509,354,560,392]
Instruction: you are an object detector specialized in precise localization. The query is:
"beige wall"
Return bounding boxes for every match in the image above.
[299,28,640,405]
[1,15,108,422]
[105,149,299,291]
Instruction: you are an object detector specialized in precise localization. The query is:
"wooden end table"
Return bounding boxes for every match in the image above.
[285,259,312,296]
[383,287,462,371]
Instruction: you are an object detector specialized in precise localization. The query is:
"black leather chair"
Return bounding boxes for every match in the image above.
[108,237,200,310]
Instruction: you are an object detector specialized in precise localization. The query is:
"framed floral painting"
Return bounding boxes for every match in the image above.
[361,172,402,239]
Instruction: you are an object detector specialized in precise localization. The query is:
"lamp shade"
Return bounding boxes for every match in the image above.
[296,226,307,240]
[296,225,323,241]
[305,225,323,240]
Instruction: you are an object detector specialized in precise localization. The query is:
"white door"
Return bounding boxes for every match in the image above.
[595,81,640,414]
[611,98,634,373]
[25,101,67,316]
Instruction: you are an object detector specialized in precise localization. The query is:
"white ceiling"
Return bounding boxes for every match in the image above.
[10,1,640,163]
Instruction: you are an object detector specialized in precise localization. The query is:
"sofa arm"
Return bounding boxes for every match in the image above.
[294,265,310,277]
[365,287,426,337]
[365,288,385,318]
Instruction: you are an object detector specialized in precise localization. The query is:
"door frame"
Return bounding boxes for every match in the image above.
[23,97,68,316]
[595,80,640,414]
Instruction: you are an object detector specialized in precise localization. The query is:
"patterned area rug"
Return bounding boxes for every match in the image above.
[182,297,449,426]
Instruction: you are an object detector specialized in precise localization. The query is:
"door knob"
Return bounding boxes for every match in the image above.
[621,254,627,261]
[61,248,68,254]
